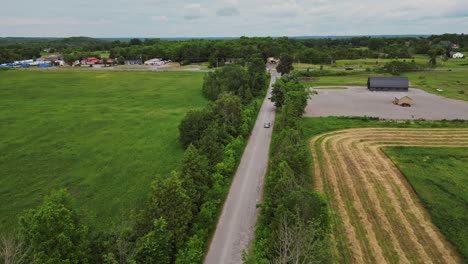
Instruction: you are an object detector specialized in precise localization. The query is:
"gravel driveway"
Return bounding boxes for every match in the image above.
[305,87,468,120]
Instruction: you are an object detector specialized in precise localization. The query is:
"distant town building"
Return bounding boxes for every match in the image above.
[367,77,409,91]
[449,51,465,59]
[42,54,63,61]
[144,58,162,65]
[124,60,143,65]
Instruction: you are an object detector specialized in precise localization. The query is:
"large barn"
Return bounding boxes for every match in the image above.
[368,77,409,91]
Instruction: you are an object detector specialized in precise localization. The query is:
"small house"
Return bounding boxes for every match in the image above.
[393,96,412,107]
[368,77,409,91]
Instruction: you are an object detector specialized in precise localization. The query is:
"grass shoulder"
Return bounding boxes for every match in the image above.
[302,117,468,140]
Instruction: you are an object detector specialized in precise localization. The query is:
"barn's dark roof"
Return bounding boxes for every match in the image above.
[368,77,409,88]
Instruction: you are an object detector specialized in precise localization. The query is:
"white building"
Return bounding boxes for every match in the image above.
[144,58,167,66]
[450,52,465,59]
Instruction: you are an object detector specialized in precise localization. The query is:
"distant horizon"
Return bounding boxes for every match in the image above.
[0,34,438,40]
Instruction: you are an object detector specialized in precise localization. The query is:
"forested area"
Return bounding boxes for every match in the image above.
[245,73,330,263]
[1,34,468,64]
[0,57,269,263]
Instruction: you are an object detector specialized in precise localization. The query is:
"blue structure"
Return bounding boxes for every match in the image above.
[39,62,52,68]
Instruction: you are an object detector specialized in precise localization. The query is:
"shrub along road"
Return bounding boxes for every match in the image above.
[204,69,279,264]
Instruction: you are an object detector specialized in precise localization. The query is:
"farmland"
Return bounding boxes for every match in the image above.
[303,118,468,263]
[0,70,206,233]
[384,147,468,261]
[294,55,468,71]
[310,127,467,263]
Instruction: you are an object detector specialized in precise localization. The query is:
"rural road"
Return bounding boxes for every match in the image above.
[204,67,278,264]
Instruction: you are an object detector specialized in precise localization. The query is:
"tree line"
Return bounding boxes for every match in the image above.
[2,34,468,64]
[245,72,331,263]
[0,58,269,263]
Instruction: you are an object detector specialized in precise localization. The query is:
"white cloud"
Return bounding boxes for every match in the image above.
[266,0,300,17]
[150,15,168,22]
[0,0,467,37]
[183,3,205,20]
[217,6,240,16]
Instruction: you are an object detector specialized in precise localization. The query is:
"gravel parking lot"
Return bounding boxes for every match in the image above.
[305,87,468,120]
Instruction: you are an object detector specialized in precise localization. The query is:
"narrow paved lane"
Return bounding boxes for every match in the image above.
[204,68,279,264]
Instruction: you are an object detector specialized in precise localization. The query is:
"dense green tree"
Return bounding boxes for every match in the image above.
[212,93,243,137]
[273,128,309,184]
[19,189,90,264]
[276,54,294,75]
[174,235,204,264]
[270,74,304,108]
[248,57,267,96]
[202,70,224,101]
[133,218,172,264]
[202,64,250,101]
[179,144,211,213]
[382,60,419,75]
[147,176,192,251]
[179,109,213,147]
[196,123,228,167]
[129,38,142,46]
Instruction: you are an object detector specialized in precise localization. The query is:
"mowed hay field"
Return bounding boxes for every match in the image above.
[0,70,206,232]
[305,120,468,263]
[384,147,468,261]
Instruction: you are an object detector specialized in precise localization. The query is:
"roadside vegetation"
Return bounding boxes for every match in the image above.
[246,73,330,263]
[384,147,468,261]
[0,57,268,263]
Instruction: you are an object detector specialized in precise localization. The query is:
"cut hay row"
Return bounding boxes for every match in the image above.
[310,128,468,264]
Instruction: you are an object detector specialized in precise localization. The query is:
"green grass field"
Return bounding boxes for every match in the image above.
[405,70,468,101]
[0,70,206,233]
[301,117,468,141]
[300,73,387,87]
[384,147,468,261]
[294,55,468,71]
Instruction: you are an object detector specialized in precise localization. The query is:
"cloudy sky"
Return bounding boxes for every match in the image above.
[1,0,467,37]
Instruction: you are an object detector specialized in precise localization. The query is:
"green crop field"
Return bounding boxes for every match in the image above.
[0,70,206,233]
[384,147,468,261]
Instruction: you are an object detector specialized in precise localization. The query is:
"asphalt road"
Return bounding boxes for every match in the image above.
[204,69,278,264]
